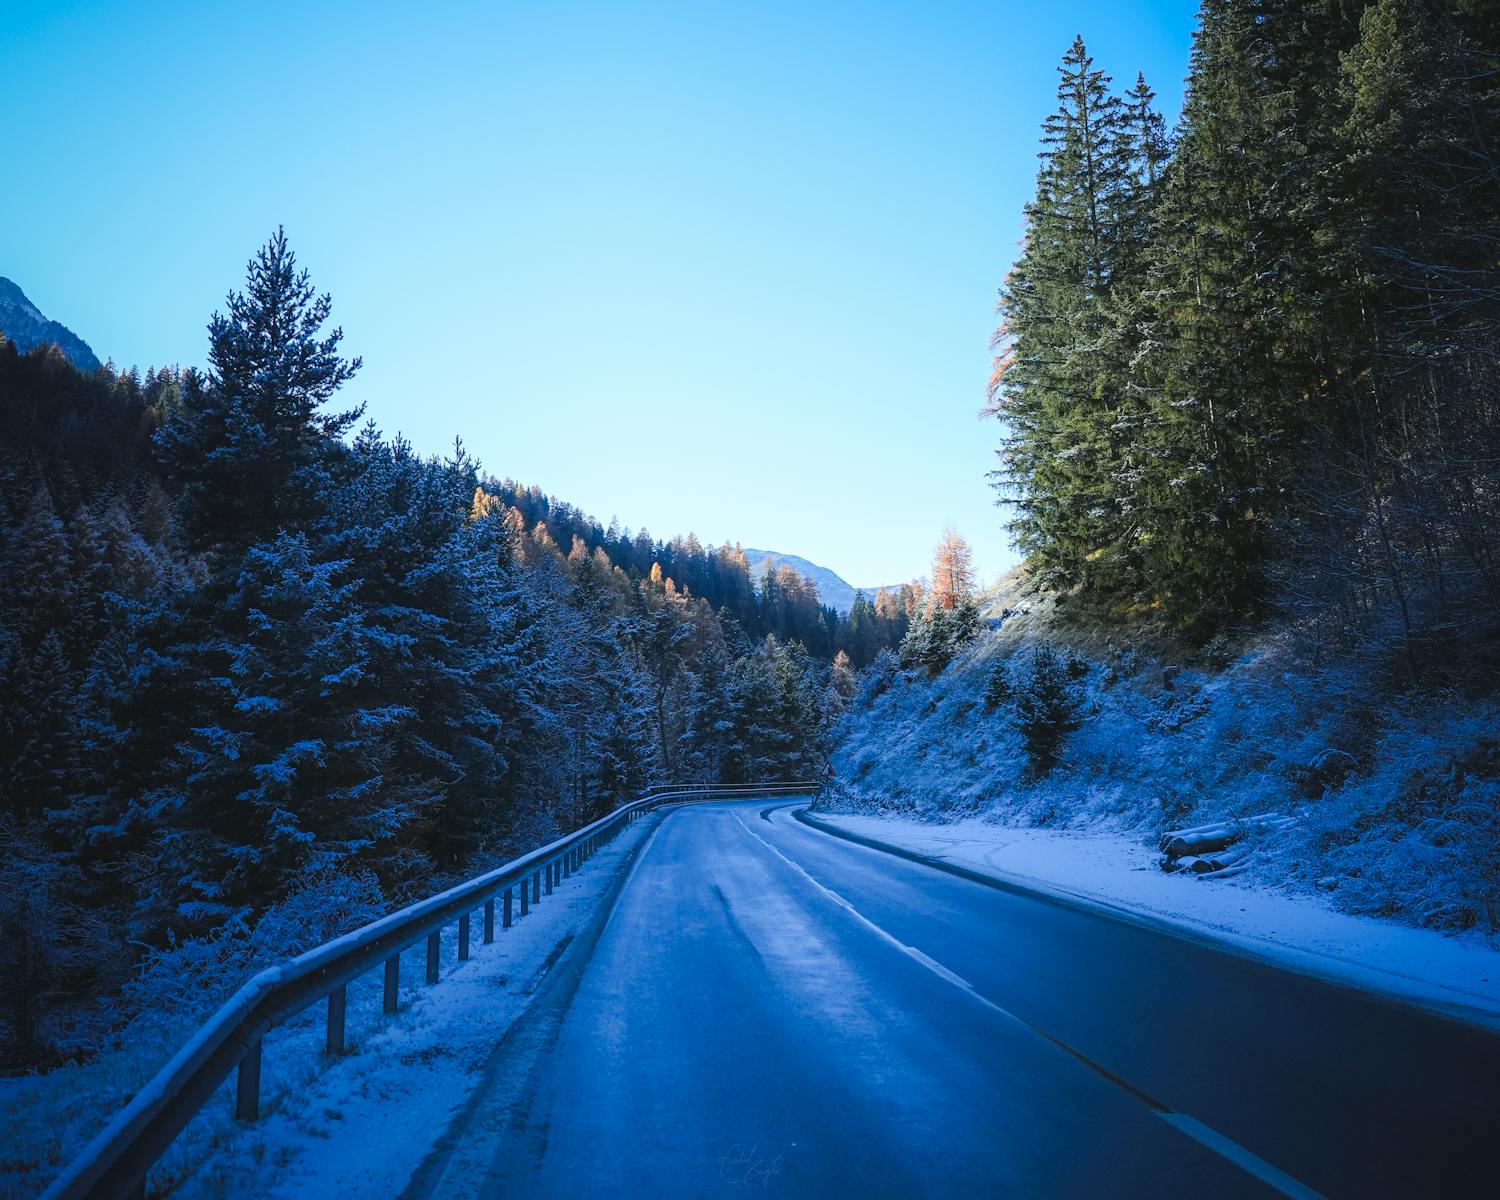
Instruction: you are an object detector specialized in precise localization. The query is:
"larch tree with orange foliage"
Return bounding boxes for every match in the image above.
[930,525,975,611]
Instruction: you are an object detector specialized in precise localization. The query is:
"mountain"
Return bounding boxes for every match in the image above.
[742,548,903,615]
[0,277,100,371]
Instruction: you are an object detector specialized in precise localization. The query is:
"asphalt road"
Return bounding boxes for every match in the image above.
[403,800,1500,1200]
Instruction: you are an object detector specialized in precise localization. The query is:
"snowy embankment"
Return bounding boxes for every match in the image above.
[806,811,1500,1028]
[1,819,651,1200]
[825,569,1500,1022]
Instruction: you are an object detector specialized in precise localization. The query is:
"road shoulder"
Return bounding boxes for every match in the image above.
[165,814,663,1200]
[796,806,1500,1034]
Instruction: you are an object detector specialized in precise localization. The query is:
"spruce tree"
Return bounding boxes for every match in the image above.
[155,229,362,553]
[989,37,1140,599]
[1013,643,1083,776]
[1128,0,1287,632]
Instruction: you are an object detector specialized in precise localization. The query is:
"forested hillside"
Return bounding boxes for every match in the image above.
[0,233,909,1069]
[830,0,1500,938]
[988,0,1499,668]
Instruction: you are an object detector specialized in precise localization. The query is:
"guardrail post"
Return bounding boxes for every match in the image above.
[458,913,471,961]
[504,886,514,927]
[531,871,540,905]
[236,1035,263,1120]
[519,880,529,917]
[545,861,554,895]
[483,898,495,943]
[383,955,400,1014]
[326,984,347,1055]
[426,932,441,984]
[562,852,570,880]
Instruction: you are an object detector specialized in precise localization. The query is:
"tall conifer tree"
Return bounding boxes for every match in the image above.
[989,37,1142,598]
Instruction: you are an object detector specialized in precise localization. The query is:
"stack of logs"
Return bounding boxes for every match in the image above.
[1159,813,1297,878]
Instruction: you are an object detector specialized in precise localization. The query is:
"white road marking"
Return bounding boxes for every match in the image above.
[735,811,1327,1200]
[1160,1114,1326,1200]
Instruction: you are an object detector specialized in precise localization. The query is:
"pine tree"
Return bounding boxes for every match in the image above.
[0,632,77,815]
[1096,71,1169,596]
[827,649,856,718]
[1125,0,1346,632]
[595,663,656,807]
[1,484,72,650]
[155,229,362,553]
[121,531,413,930]
[983,659,1013,710]
[1013,643,1083,776]
[636,604,690,775]
[680,652,735,783]
[988,37,1141,599]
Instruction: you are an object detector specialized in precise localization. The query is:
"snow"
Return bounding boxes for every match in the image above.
[810,811,1500,1030]
[5,821,651,1200]
[180,819,650,1200]
[831,571,1500,966]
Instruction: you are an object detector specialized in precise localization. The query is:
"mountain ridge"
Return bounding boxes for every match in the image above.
[0,276,101,371]
[742,547,904,615]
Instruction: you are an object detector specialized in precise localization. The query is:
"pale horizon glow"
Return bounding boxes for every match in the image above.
[0,0,1196,587]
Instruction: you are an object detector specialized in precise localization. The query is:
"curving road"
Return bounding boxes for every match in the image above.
[401,800,1500,1200]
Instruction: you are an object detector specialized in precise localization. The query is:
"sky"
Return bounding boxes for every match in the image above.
[1,0,1198,588]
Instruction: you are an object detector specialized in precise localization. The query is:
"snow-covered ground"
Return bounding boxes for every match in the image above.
[185,820,650,1200]
[2,819,652,1200]
[808,810,1500,1030]
[832,571,1500,937]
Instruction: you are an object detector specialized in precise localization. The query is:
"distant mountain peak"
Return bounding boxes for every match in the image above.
[742,548,904,615]
[0,276,101,371]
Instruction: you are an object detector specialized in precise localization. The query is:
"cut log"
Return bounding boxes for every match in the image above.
[1191,844,1252,874]
[1162,824,1237,858]
[1199,860,1251,880]
[1160,812,1295,858]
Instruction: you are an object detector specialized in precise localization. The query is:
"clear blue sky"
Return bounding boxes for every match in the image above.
[2,0,1197,587]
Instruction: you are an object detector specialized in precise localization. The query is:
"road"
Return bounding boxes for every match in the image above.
[401,800,1500,1199]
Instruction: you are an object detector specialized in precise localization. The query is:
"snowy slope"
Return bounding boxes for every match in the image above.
[826,569,1500,945]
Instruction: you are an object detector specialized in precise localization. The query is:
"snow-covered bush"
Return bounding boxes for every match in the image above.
[983,660,1012,710]
[123,869,386,1034]
[0,819,123,1068]
[1011,644,1084,777]
[855,649,900,706]
[898,602,981,676]
[0,867,389,1197]
[1322,737,1500,932]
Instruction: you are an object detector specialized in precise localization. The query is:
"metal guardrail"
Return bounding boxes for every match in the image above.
[43,782,816,1200]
